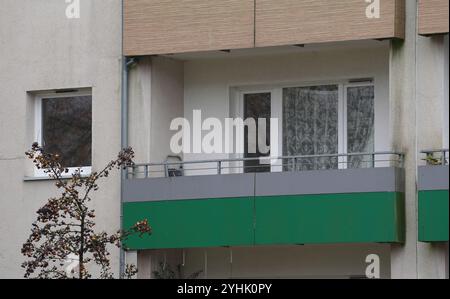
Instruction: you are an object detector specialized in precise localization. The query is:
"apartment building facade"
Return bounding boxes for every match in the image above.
[0,0,448,279]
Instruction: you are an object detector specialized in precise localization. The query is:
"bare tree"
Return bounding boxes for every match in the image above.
[21,143,151,279]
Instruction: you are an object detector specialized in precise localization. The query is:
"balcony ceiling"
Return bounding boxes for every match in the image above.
[161,39,390,62]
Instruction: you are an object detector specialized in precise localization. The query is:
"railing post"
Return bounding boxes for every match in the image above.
[217,161,222,175]
[441,150,446,166]
[144,165,148,178]
[131,165,136,179]
[426,152,431,163]
[164,162,169,178]
[371,154,375,168]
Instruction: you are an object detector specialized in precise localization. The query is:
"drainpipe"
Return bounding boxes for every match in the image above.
[120,0,137,278]
[119,56,128,279]
[120,0,126,278]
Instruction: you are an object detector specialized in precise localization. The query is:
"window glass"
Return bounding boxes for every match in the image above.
[283,85,339,171]
[346,86,375,168]
[244,92,271,173]
[41,96,92,168]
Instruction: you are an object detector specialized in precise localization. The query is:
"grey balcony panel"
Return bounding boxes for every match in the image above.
[124,167,405,203]
[255,167,404,197]
[418,166,449,191]
[124,173,255,202]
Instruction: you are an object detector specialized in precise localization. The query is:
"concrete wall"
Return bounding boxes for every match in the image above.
[0,0,122,278]
[128,56,184,165]
[444,35,449,148]
[416,34,449,280]
[150,57,185,163]
[128,57,152,163]
[390,0,448,279]
[444,38,449,277]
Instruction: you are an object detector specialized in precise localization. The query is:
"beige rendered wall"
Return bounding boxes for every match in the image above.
[0,0,122,278]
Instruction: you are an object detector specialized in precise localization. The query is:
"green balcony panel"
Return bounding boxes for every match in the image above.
[255,192,405,245]
[123,197,254,250]
[418,190,449,242]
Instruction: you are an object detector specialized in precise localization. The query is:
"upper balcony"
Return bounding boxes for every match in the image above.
[418,149,449,242]
[418,0,449,36]
[123,0,405,56]
[122,152,405,250]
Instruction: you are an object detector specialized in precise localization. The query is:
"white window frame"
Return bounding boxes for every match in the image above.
[34,91,92,178]
[233,80,375,172]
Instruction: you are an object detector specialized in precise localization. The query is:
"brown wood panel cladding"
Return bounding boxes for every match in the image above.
[418,0,449,35]
[124,0,255,56]
[255,0,405,48]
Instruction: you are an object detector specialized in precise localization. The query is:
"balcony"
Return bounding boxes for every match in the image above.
[123,0,255,56]
[418,0,449,36]
[123,0,405,56]
[122,152,405,250]
[418,149,449,242]
[254,0,405,48]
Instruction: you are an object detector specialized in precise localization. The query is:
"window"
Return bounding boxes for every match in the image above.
[34,91,92,176]
[283,84,374,170]
[237,81,375,172]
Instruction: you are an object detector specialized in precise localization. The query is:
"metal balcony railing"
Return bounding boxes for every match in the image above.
[126,151,404,179]
[421,149,449,166]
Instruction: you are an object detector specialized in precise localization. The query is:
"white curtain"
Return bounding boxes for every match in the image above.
[283,85,339,171]
[346,86,375,168]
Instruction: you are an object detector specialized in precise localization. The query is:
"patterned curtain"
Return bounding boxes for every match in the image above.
[283,85,339,171]
[346,86,375,168]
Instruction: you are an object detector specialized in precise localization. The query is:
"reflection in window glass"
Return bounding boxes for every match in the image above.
[283,85,339,171]
[42,96,92,168]
[347,86,374,168]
